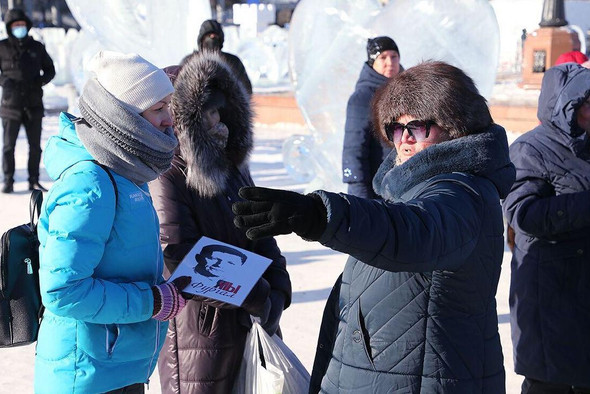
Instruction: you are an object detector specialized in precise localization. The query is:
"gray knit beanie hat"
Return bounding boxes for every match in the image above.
[89,50,174,113]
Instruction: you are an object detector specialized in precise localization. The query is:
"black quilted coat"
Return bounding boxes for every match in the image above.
[341,62,391,199]
[150,52,291,394]
[503,63,590,387]
[311,125,514,393]
[0,8,55,120]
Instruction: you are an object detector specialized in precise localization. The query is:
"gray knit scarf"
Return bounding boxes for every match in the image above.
[76,78,177,185]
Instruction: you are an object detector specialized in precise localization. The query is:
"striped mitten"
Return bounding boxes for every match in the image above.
[151,276,191,321]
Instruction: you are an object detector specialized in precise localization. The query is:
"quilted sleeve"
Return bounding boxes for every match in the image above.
[315,174,487,272]
[342,91,373,190]
[503,140,590,239]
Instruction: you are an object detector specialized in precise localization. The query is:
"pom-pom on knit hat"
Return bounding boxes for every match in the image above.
[89,50,174,113]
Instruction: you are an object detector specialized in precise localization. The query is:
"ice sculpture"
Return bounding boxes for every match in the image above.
[286,0,383,191]
[375,0,500,98]
[62,1,291,95]
[236,25,291,90]
[285,0,500,193]
[65,0,211,92]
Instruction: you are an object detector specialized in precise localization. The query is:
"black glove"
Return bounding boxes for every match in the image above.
[233,186,327,241]
[260,290,286,336]
[242,277,271,318]
[169,276,192,299]
[2,78,16,89]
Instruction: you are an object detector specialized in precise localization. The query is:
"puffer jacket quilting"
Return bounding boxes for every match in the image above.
[152,52,291,394]
[35,112,167,393]
[0,8,55,119]
[311,125,513,393]
[503,63,590,386]
[341,62,391,199]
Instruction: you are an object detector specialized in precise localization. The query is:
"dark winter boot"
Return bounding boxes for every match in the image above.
[2,180,14,193]
[29,181,47,192]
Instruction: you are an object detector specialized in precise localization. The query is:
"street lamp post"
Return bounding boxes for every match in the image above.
[521,0,573,89]
[539,0,567,28]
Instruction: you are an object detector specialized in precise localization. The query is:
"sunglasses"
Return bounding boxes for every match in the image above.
[384,120,435,144]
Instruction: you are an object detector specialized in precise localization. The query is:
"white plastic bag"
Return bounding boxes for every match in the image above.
[233,321,310,394]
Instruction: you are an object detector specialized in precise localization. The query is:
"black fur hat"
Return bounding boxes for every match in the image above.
[367,36,399,66]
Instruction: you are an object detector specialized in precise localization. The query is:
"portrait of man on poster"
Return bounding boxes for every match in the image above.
[193,243,247,279]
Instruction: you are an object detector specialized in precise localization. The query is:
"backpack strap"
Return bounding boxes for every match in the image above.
[91,160,118,206]
[28,189,43,232]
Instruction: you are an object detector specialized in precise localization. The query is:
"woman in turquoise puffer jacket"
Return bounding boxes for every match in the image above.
[35,51,190,393]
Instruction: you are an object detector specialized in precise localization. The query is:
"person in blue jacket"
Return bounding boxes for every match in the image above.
[234,61,514,393]
[36,51,190,394]
[342,36,402,198]
[503,63,590,394]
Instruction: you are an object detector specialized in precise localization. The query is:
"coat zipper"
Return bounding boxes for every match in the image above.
[24,258,33,274]
[137,183,162,384]
[0,231,8,296]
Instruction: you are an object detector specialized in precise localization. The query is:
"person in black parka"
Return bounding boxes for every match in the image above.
[342,36,402,199]
[503,63,590,393]
[0,8,55,193]
[185,19,252,95]
[234,61,514,393]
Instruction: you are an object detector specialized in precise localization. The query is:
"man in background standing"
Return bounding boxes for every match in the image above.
[191,19,252,95]
[0,8,55,193]
[342,36,402,198]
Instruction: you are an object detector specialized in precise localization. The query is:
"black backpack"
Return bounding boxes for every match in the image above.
[0,162,118,347]
[0,190,44,347]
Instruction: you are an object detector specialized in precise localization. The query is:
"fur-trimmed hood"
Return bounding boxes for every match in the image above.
[172,51,253,197]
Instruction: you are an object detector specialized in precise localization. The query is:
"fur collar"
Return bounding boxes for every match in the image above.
[373,124,515,200]
[172,51,252,197]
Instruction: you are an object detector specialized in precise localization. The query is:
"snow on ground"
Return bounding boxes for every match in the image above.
[0,115,522,393]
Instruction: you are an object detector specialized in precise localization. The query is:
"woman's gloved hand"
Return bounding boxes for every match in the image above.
[241,277,271,319]
[260,290,286,336]
[190,294,238,309]
[232,186,327,241]
[151,276,192,321]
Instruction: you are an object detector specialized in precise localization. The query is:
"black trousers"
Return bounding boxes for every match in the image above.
[2,113,43,183]
[522,378,590,394]
[104,383,145,393]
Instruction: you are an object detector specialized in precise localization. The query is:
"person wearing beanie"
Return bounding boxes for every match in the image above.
[186,18,252,94]
[151,51,291,394]
[0,8,55,193]
[34,50,191,394]
[342,35,403,199]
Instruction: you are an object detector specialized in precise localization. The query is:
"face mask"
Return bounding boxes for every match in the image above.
[11,26,28,39]
[208,121,229,148]
[201,36,222,51]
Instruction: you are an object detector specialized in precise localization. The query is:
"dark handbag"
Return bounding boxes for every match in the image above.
[0,190,44,347]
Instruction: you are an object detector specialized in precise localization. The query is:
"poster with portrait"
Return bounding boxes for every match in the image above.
[167,236,272,307]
